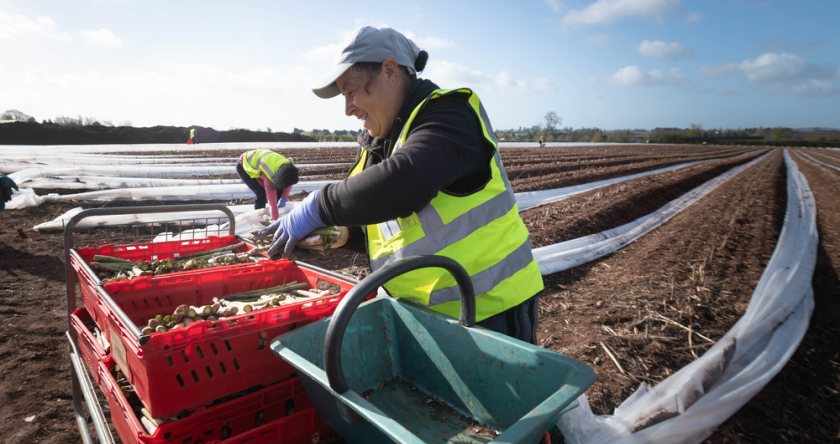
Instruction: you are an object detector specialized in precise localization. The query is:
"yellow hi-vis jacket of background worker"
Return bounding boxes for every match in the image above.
[348,88,544,322]
[241,149,293,188]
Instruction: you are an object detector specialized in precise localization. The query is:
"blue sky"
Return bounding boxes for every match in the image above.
[1,0,838,132]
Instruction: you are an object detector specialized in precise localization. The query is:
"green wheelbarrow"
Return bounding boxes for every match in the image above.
[271,255,595,443]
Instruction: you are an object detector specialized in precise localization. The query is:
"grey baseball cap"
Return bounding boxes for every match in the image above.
[312,26,423,99]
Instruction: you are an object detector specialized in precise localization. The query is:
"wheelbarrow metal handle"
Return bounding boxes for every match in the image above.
[324,255,476,394]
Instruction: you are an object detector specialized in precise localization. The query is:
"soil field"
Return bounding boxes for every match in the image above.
[0,145,837,443]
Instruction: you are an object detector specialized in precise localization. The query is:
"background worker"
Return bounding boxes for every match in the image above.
[236,149,299,221]
[261,26,544,343]
[188,127,197,144]
[0,173,18,212]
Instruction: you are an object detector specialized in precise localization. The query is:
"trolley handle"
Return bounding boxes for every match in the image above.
[324,255,476,394]
[63,204,237,344]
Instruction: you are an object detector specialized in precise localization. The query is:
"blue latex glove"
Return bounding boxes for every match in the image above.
[277,197,287,209]
[264,190,324,259]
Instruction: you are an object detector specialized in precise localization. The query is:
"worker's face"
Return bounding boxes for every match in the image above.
[337,60,403,138]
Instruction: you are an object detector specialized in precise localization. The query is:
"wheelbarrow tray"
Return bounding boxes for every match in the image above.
[271,297,595,443]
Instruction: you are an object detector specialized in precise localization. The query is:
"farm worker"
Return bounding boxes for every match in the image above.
[236,149,299,221]
[539,135,545,147]
[188,127,197,144]
[261,26,544,343]
[0,173,18,212]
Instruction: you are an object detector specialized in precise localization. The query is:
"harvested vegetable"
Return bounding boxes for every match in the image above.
[251,225,349,255]
[94,244,266,284]
[136,281,339,336]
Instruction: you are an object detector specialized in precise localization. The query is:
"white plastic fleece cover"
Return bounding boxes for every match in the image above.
[557,149,817,443]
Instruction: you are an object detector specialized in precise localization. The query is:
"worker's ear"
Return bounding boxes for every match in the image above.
[381,59,400,84]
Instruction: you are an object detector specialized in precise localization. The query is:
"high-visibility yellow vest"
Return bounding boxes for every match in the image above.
[348,88,543,321]
[242,149,292,187]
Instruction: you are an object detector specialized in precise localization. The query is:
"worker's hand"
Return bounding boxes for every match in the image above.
[277,197,286,210]
[257,218,282,237]
[267,190,324,259]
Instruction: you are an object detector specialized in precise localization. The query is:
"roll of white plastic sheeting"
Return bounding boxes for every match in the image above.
[9,165,234,183]
[558,149,817,444]
[0,141,357,154]
[517,158,714,211]
[798,150,840,172]
[23,176,242,191]
[9,180,335,211]
[0,156,233,172]
[533,153,767,275]
[32,204,256,232]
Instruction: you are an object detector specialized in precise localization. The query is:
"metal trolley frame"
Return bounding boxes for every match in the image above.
[64,204,238,444]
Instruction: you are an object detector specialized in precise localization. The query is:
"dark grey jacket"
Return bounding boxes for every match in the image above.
[317,78,495,226]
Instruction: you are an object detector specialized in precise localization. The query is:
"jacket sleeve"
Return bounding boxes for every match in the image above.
[262,177,280,220]
[317,96,493,227]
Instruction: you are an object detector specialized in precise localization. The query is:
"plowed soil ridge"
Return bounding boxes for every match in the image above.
[1,147,837,443]
[522,151,765,245]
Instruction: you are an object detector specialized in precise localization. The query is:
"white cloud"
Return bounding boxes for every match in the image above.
[415,36,454,50]
[403,31,454,50]
[636,39,692,59]
[740,52,807,82]
[562,0,680,26]
[704,52,838,97]
[610,65,688,86]
[610,66,645,85]
[302,43,342,63]
[79,28,123,48]
[6,62,341,130]
[427,60,555,93]
[301,27,451,66]
[0,13,71,42]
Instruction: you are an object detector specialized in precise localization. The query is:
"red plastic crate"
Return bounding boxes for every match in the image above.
[72,235,262,291]
[98,357,322,444]
[212,408,335,444]
[70,307,109,382]
[76,235,248,263]
[94,259,358,418]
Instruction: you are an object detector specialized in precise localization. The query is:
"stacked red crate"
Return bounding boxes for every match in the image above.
[69,236,346,442]
[98,356,334,444]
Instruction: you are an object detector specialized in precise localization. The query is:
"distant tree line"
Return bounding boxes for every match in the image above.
[497,124,840,147]
[2,109,837,146]
[0,110,313,145]
[299,111,840,147]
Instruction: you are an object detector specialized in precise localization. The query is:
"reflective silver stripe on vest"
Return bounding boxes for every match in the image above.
[427,237,536,306]
[477,101,499,145]
[370,153,515,270]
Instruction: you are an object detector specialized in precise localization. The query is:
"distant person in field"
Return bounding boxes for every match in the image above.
[539,135,545,147]
[188,127,198,144]
[236,149,299,221]
[0,173,18,212]
[259,25,544,343]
